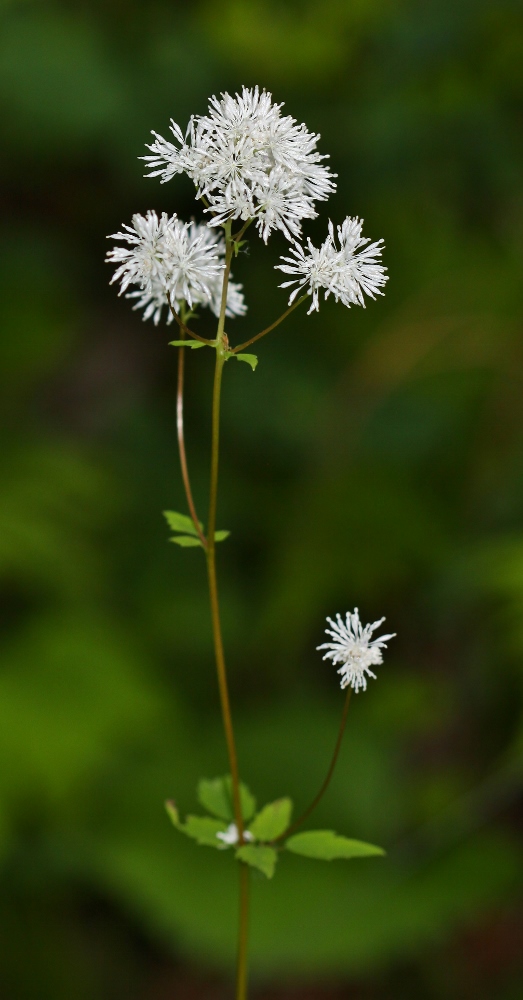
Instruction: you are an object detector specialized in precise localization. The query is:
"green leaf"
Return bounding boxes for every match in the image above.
[285,830,385,860]
[168,340,206,349]
[236,844,277,878]
[235,353,258,371]
[163,510,203,537]
[165,799,182,829]
[184,815,231,848]
[249,798,292,841]
[170,535,202,547]
[198,777,234,820]
[214,530,230,542]
[197,775,256,821]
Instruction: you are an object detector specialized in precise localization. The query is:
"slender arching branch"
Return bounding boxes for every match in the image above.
[166,292,214,344]
[232,294,309,354]
[274,689,352,843]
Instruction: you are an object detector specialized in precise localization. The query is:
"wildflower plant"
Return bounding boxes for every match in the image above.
[106,86,394,1000]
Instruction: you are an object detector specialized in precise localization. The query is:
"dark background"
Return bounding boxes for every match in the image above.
[1,1,523,997]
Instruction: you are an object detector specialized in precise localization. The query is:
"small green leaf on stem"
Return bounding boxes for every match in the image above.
[198,777,234,820]
[184,815,231,848]
[170,535,203,547]
[232,239,248,257]
[163,511,203,536]
[285,831,385,860]
[168,340,207,349]
[234,353,258,371]
[249,798,293,842]
[197,775,256,821]
[236,845,277,878]
[214,530,230,542]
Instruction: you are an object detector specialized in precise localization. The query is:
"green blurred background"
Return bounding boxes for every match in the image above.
[1,0,523,997]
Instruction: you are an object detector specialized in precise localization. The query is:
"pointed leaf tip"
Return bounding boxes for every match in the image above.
[235,353,258,371]
[236,844,277,878]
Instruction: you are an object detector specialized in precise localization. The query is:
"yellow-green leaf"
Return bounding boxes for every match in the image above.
[249,798,292,841]
[285,830,385,860]
[163,510,202,536]
[235,353,258,370]
[236,844,277,878]
[170,535,202,547]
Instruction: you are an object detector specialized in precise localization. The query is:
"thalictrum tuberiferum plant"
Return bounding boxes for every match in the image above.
[106,85,395,1000]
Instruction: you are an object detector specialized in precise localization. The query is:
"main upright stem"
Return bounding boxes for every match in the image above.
[204,224,250,1000]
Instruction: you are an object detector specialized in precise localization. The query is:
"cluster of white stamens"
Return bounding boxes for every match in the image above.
[143,86,336,243]
[277,218,388,314]
[318,609,395,693]
[106,211,246,324]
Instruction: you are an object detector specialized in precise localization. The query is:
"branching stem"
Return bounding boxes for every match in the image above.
[232,294,309,354]
[167,292,214,344]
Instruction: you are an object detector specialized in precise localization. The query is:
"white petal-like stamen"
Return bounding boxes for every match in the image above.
[276,217,388,313]
[143,86,336,242]
[216,823,255,846]
[106,212,246,323]
[317,608,395,693]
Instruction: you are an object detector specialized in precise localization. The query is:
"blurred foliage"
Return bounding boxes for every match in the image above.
[1,0,523,997]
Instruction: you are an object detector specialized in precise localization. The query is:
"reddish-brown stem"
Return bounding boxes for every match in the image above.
[176,329,207,548]
[167,293,214,344]
[232,294,308,354]
[275,689,352,842]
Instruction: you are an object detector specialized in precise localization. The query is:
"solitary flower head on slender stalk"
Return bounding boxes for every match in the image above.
[142,86,336,242]
[317,609,395,693]
[276,217,388,314]
[106,211,246,324]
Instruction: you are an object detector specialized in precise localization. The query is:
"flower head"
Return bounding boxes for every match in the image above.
[216,823,254,846]
[317,609,395,693]
[106,212,246,323]
[142,86,336,242]
[276,217,388,313]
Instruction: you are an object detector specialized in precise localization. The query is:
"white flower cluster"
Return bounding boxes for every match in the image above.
[318,609,395,693]
[277,217,388,314]
[106,210,246,324]
[143,86,336,243]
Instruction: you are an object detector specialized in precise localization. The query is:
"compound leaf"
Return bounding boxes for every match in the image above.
[214,530,230,542]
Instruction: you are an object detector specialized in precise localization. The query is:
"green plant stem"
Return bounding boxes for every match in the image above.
[232,294,309,353]
[176,327,207,547]
[204,226,250,998]
[205,225,245,842]
[235,862,250,1000]
[277,689,352,842]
